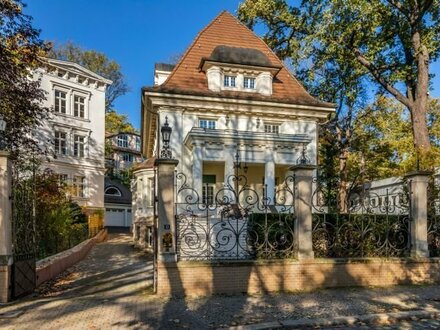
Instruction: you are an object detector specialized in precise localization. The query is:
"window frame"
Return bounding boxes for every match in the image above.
[264,123,280,134]
[73,176,86,198]
[199,119,217,130]
[73,94,86,118]
[54,90,67,114]
[54,130,67,155]
[117,135,129,148]
[223,75,236,88]
[73,134,86,158]
[243,77,256,89]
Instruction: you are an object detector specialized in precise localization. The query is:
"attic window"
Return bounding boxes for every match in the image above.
[244,77,255,89]
[105,187,122,196]
[224,75,236,87]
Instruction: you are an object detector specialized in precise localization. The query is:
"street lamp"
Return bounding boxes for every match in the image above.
[160,116,172,159]
[0,114,6,150]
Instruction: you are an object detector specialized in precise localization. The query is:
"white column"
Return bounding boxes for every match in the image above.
[406,171,431,258]
[264,148,275,205]
[192,142,203,201]
[224,145,236,203]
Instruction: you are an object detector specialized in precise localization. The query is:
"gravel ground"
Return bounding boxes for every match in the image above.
[1,233,440,329]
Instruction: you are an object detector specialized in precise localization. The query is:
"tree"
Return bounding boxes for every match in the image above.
[49,41,129,110]
[0,0,50,154]
[105,110,137,134]
[239,0,440,165]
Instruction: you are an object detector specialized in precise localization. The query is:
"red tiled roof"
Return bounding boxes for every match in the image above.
[147,11,333,108]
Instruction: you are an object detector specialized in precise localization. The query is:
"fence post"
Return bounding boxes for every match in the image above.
[155,158,179,262]
[405,171,432,258]
[290,164,316,260]
[0,151,13,302]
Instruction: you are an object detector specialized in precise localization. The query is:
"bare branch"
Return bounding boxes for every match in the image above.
[353,48,413,109]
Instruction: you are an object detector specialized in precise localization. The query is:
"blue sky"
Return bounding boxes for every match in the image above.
[26,0,440,129]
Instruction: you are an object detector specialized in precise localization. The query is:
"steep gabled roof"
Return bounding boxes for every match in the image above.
[146,11,333,108]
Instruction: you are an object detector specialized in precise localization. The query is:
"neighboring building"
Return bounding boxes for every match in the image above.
[104,178,133,228]
[154,63,175,86]
[34,57,111,226]
[133,11,335,239]
[106,132,142,174]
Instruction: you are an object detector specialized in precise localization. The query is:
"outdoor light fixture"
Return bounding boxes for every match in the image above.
[256,117,261,128]
[234,148,248,174]
[160,116,172,159]
[225,115,230,127]
[0,114,6,150]
[296,143,311,165]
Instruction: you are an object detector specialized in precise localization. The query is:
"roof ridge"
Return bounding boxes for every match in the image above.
[162,10,230,87]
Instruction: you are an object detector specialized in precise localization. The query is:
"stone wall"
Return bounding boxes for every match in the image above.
[36,229,107,286]
[157,258,440,296]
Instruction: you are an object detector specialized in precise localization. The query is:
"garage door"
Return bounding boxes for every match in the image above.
[105,208,125,227]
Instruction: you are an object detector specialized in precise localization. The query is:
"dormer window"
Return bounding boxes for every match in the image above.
[244,77,255,89]
[223,75,236,88]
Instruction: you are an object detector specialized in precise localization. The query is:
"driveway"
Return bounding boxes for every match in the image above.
[1,233,440,329]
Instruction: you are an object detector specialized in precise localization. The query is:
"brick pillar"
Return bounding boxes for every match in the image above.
[405,171,432,258]
[0,151,13,302]
[290,164,316,260]
[155,158,179,262]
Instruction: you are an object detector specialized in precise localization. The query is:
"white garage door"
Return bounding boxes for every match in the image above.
[105,208,126,227]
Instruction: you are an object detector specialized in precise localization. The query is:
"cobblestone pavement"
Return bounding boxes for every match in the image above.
[1,233,440,329]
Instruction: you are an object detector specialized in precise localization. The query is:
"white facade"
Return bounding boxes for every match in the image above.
[34,58,111,210]
[141,94,330,206]
[106,132,142,171]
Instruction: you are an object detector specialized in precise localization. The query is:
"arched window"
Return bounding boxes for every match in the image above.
[105,187,122,196]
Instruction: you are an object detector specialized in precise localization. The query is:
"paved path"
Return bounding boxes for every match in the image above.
[1,233,440,329]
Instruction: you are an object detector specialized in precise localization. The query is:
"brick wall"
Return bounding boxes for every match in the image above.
[157,258,440,296]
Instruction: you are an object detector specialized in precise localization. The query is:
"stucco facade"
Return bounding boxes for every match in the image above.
[136,12,334,213]
[34,58,111,210]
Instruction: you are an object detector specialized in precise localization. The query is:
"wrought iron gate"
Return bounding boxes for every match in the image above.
[11,164,37,298]
[175,172,297,260]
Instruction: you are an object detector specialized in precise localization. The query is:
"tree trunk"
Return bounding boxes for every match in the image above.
[411,31,431,153]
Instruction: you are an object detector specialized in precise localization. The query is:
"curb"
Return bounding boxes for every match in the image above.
[224,308,440,329]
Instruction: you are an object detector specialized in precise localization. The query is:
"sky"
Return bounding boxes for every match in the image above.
[26,0,440,130]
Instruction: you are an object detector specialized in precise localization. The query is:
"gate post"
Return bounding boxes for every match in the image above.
[155,158,179,262]
[0,151,13,302]
[290,164,316,260]
[405,171,432,258]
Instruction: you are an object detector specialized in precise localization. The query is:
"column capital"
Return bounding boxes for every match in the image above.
[155,158,179,167]
[289,164,317,173]
[405,170,433,182]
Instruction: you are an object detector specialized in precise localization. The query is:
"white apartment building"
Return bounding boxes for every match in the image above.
[34,57,111,212]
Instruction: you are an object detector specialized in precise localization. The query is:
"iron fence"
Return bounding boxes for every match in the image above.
[175,172,297,260]
[311,177,412,258]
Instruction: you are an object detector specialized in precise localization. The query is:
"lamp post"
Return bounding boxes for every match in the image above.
[160,116,172,159]
[0,115,6,150]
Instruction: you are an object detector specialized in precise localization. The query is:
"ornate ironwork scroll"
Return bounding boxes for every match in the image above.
[311,176,411,258]
[175,172,297,260]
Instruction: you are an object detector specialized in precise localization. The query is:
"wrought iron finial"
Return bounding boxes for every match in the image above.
[296,144,310,165]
